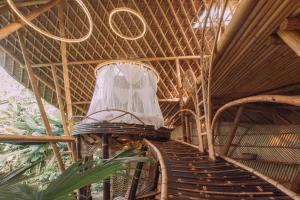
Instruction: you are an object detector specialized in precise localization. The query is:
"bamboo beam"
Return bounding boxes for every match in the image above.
[58,1,74,140]
[31,56,203,68]
[51,65,77,162]
[277,30,300,57]
[222,106,244,156]
[0,134,75,143]
[16,30,65,171]
[0,0,59,40]
[73,98,180,105]
[279,17,300,31]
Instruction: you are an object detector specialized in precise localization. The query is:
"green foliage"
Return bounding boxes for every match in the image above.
[0,148,147,200]
[0,87,68,188]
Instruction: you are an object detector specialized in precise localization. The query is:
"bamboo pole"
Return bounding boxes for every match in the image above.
[31,55,204,68]
[277,30,300,57]
[16,30,65,171]
[222,106,244,156]
[0,134,75,143]
[51,65,77,162]
[0,0,59,40]
[279,17,300,31]
[58,1,74,141]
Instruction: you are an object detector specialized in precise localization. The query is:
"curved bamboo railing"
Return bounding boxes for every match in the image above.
[211,95,300,139]
[143,139,168,200]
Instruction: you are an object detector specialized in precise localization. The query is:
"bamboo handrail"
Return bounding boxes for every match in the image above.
[211,95,300,140]
[0,134,75,143]
[143,139,168,200]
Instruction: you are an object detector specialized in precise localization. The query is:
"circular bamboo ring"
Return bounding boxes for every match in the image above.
[94,60,160,82]
[7,0,93,43]
[109,7,146,40]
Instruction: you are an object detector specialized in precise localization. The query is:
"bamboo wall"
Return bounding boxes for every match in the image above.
[214,122,300,189]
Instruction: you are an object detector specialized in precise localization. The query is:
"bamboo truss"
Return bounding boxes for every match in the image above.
[1,0,300,197]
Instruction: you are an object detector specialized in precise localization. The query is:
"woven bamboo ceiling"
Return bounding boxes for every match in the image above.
[0,0,217,119]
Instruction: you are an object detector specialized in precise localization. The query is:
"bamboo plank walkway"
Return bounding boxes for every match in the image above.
[150,140,292,200]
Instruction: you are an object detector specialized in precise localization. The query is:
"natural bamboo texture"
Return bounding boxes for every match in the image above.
[148,140,293,200]
[16,30,65,171]
[210,0,300,102]
[0,134,75,143]
[0,0,59,40]
[144,139,168,200]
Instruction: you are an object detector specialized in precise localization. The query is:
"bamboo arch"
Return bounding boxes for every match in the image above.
[169,109,206,152]
[211,95,300,139]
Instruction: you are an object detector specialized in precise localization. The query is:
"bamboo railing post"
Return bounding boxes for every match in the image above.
[51,65,77,162]
[0,0,59,40]
[176,58,187,142]
[128,145,147,200]
[58,1,75,152]
[102,134,111,200]
[16,30,65,171]
[222,106,244,156]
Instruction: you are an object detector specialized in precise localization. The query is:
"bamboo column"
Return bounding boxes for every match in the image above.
[222,106,244,156]
[57,1,75,151]
[51,65,77,161]
[16,30,65,171]
[176,59,187,142]
[0,0,59,40]
[102,134,110,200]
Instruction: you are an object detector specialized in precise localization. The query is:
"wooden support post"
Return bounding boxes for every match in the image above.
[222,106,244,156]
[102,134,110,200]
[176,59,187,142]
[16,30,65,171]
[58,1,74,143]
[0,0,59,40]
[128,145,147,200]
[51,65,77,162]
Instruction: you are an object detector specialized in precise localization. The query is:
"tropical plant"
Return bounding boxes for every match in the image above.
[0,147,147,200]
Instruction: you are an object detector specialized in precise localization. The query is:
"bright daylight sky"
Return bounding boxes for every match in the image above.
[0,66,58,115]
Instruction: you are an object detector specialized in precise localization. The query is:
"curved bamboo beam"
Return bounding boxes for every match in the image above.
[143,139,167,200]
[211,95,300,140]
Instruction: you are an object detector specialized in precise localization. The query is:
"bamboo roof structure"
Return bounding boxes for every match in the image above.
[1,0,300,199]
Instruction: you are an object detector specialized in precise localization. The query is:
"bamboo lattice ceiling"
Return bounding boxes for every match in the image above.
[0,0,217,120]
